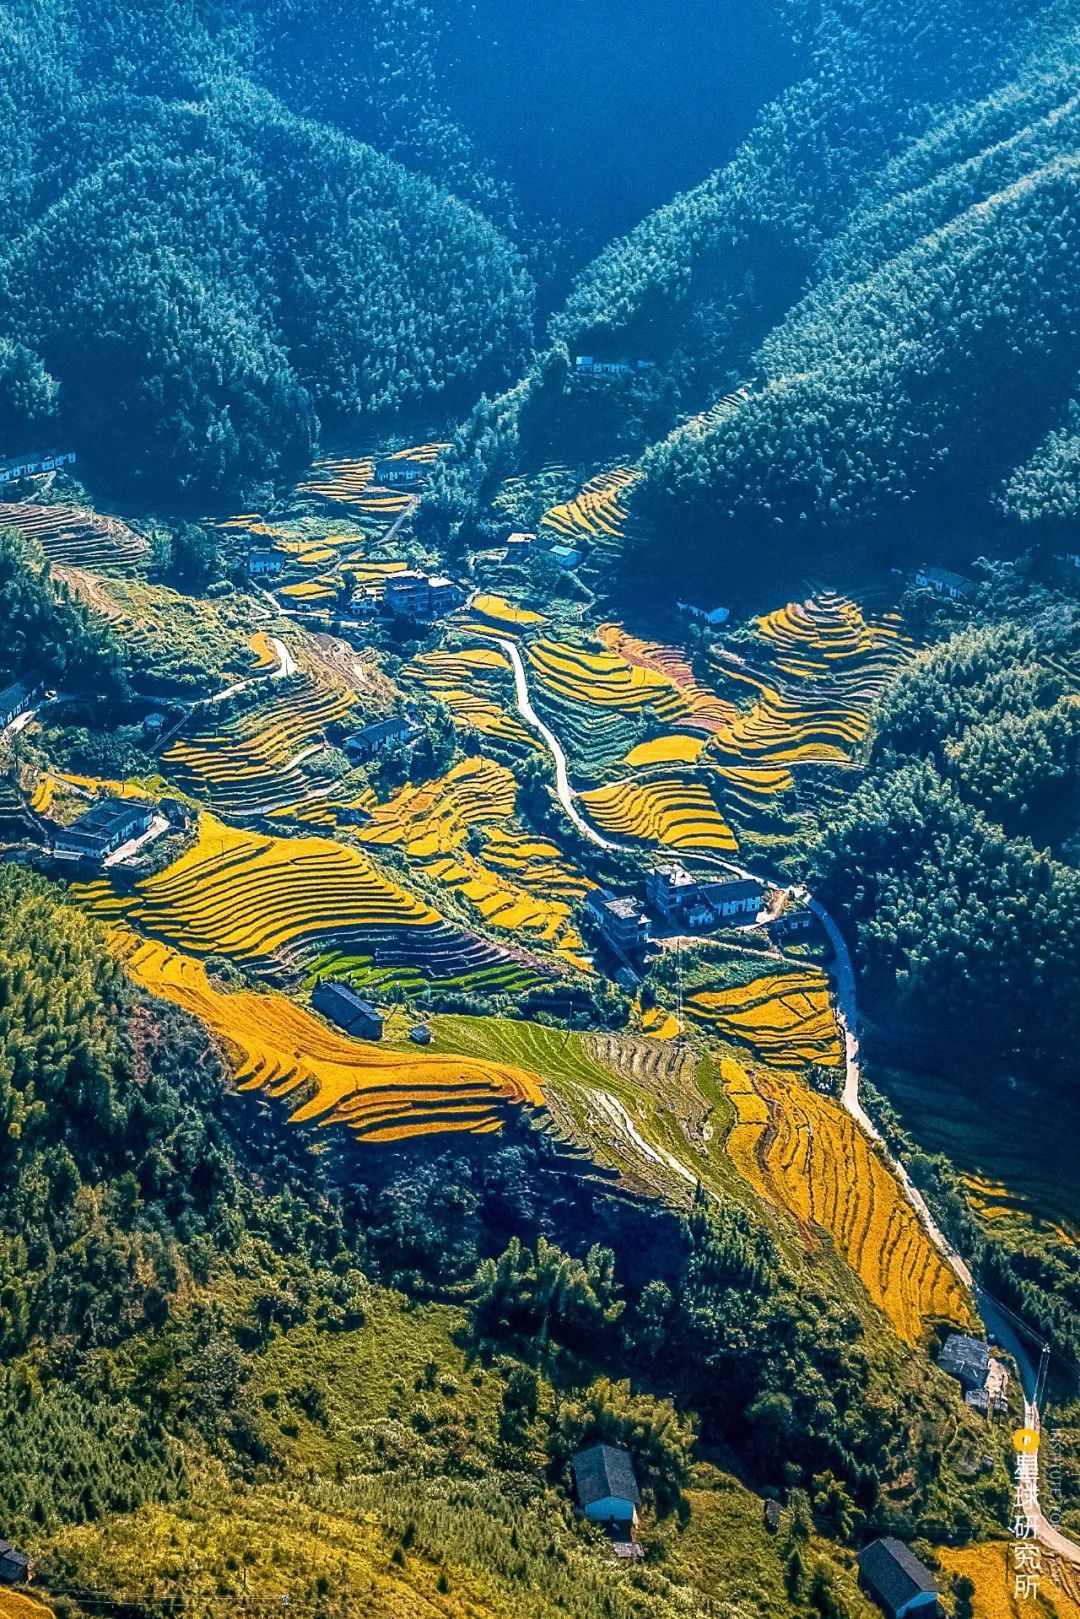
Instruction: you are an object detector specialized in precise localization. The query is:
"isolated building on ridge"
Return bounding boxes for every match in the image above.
[571,1443,641,1539]
[0,1538,32,1584]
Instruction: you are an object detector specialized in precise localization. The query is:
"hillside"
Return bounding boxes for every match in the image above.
[0,4,1078,1616]
[545,0,1080,572]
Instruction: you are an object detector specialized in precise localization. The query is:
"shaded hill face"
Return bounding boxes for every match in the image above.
[553,0,1080,569]
[0,1,535,500]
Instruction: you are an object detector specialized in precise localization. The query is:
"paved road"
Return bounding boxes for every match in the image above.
[495,628,1079,1560]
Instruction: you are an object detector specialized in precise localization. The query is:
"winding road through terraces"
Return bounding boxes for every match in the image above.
[494,632,1079,1562]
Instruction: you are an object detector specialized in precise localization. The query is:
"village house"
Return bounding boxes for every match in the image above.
[937,1331,1009,1413]
[0,1538,32,1585]
[646,864,764,930]
[0,449,76,483]
[505,531,536,556]
[703,877,765,922]
[51,797,154,864]
[0,675,43,729]
[647,861,698,922]
[246,547,284,578]
[344,716,413,762]
[913,565,975,601]
[770,906,814,939]
[384,570,462,621]
[575,356,656,378]
[588,891,651,954]
[571,1443,641,1542]
[677,599,730,626]
[311,981,383,1040]
[548,544,582,570]
[857,1538,939,1619]
[375,454,429,485]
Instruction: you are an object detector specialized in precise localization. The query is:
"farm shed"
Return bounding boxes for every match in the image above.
[571,1443,641,1539]
[857,1538,938,1619]
[311,981,383,1041]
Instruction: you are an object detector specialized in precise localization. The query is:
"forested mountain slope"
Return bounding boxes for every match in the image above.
[552,0,1080,567]
[0,1,533,499]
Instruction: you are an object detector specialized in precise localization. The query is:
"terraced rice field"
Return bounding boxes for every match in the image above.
[468,593,546,631]
[60,570,258,690]
[78,813,552,991]
[161,665,359,815]
[580,776,737,851]
[354,758,592,963]
[527,637,681,715]
[296,443,447,507]
[686,971,840,1065]
[405,646,539,750]
[937,1544,1080,1619]
[113,930,544,1143]
[622,734,706,766]
[539,467,640,548]
[597,624,738,732]
[720,1055,972,1343]
[0,500,148,570]
[756,592,909,678]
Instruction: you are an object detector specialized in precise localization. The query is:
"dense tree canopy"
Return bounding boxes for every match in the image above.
[807,616,1080,1086]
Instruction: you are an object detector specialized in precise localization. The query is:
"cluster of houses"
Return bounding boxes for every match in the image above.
[567,1442,944,1617]
[574,356,656,379]
[587,864,770,962]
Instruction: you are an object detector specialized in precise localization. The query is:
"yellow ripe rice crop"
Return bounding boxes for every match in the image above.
[539,467,640,543]
[247,630,279,671]
[469,593,546,629]
[355,759,591,957]
[720,1055,971,1343]
[112,930,544,1144]
[30,774,56,813]
[756,592,910,678]
[580,776,737,851]
[481,828,593,902]
[706,671,869,766]
[356,757,516,858]
[640,1006,681,1039]
[0,1592,58,1619]
[405,647,539,750]
[937,1545,1080,1619]
[687,971,840,1065]
[528,638,683,717]
[623,734,706,766]
[76,813,447,968]
[280,579,335,600]
[597,623,738,732]
[161,664,359,815]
